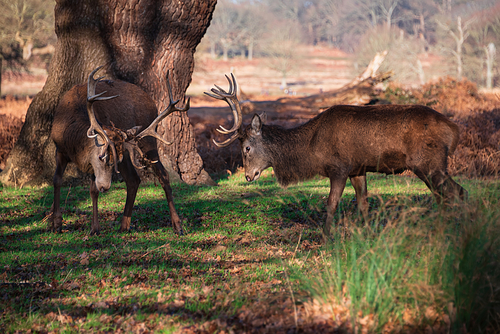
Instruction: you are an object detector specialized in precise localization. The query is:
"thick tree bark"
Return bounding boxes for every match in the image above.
[0,0,217,187]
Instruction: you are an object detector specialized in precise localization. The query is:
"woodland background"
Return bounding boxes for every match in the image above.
[1,0,500,176]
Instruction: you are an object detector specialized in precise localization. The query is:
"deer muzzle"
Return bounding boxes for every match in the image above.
[245,170,261,182]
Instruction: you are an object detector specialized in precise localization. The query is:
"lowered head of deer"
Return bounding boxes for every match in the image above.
[240,113,273,182]
[51,66,189,235]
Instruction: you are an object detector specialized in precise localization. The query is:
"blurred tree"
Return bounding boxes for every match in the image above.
[0,0,216,187]
[263,23,303,89]
[378,0,401,30]
[205,0,245,60]
[0,0,55,95]
[437,16,476,79]
[306,0,342,46]
[403,0,438,49]
[0,0,55,62]
[356,26,425,85]
[237,2,269,60]
[485,43,496,89]
[266,0,307,21]
[465,4,500,87]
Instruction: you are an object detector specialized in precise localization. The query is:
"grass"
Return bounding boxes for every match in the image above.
[1,169,499,333]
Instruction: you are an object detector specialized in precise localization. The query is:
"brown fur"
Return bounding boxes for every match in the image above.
[240,104,467,241]
[50,79,183,235]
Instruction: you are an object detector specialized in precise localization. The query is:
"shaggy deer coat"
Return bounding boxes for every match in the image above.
[207,75,466,240]
[51,68,186,235]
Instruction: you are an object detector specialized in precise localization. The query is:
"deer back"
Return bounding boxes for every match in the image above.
[51,79,159,168]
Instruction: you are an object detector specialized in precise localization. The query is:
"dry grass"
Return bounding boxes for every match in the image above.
[383,78,500,178]
[0,96,31,170]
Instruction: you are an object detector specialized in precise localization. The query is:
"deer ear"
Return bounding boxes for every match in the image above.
[251,114,262,135]
[259,112,267,124]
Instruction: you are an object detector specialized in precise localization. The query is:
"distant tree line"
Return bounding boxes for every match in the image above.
[0,0,55,68]
[0,0,499,88]
[204,0,500,87]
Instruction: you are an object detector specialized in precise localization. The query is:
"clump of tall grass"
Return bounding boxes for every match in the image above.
[293,187,500,332]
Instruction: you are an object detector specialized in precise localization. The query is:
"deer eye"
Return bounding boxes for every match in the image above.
[245,146,251,153]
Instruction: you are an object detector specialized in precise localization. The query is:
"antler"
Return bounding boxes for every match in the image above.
[135,70,190,146]
[115,70,189,168]
[204,74,243,147]
[86,66,120,172]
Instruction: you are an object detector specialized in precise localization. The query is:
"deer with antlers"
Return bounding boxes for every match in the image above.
[207,74,466,240]
[50,67,188,235]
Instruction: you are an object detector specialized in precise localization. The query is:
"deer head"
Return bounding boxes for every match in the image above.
[206,74,271,182]
[86,67,189,190]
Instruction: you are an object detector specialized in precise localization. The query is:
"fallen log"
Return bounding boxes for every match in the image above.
[243,50,392,116]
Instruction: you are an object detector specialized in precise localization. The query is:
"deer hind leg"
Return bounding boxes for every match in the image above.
[441,177,467,202]
[425,171,467,205]
[350,174,369,219]
[412,153,466,206]
[146,149,183,235]
[324,173,349,242]
[52,150,68,233]
[117,154,141,232]
[90,175,101,235]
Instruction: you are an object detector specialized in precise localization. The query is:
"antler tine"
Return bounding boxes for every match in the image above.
[204,91,225,100]
[135,70,190,146]
[122,142,147,169]
[211,74,236,98]
[212,131,240,148]
[205,73,243,139]
[87,66,119,104]
[86,66,120,173]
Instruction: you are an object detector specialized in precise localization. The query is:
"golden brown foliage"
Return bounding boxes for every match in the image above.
[0,115,23,170]
[383,78,500,177]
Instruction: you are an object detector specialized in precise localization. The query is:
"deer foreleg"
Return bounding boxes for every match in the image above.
[52,151,68,233]
[152,159,183,235]
[350,175,369,219]
[118,155,141,232]
[324,173,348,242]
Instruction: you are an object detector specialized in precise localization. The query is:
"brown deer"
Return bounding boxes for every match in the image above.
[206,74,466,240]
[51,67,188,235]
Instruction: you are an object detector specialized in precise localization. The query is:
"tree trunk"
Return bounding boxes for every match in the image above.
[0,0,217,187]
[486,43,495,89]
[248,38,254,61]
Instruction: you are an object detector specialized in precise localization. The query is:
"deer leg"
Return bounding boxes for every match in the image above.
[411,146,467,205]
[427,171,467,205]
[441,177,467,202]
[90,175,100,235]
[118,155,141,232]
[412,168,442,203]
[147,151,183,235]
[52,150,68,233]
[350,175,369,219]
[324,173,348,242]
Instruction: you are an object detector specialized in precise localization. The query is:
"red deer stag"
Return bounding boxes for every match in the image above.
[206,74,466,240]
[51,67,188,235]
